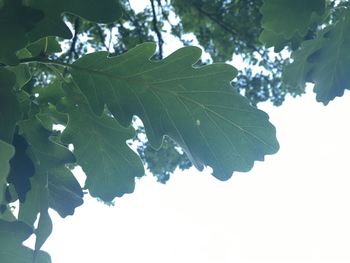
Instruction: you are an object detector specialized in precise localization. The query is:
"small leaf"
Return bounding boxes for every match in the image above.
[71,43,279,180]
[27,37,62,57]
[0,68,22,143]
[58,83,144,201]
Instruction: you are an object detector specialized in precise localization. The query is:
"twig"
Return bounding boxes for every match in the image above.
[150,0,164,59]
[67,18,80,62]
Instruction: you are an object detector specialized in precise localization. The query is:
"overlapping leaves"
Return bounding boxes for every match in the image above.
[0,0,286,261]
[0,220,51,263]
[260,0,325,50]
[71,43,279,180]
[58,83,144,201]
[283,9,350,104]
[0,0,122,64]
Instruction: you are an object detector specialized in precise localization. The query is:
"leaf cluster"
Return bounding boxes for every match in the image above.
[0,0,282,261]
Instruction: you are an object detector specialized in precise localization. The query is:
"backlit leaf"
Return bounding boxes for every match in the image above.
[283,37,324,94]
[260,0,325,47]
[308,9,350,104]
[0,219,51,263]
[58,83,144,201]
[71,43,279,180]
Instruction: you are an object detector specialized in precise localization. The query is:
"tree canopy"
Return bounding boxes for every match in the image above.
[0,0,349,262]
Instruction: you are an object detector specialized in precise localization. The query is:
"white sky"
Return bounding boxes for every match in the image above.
[41,89,350,263]
[39,1,350,262]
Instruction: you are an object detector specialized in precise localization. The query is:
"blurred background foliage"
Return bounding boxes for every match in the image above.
[28,0,342,183]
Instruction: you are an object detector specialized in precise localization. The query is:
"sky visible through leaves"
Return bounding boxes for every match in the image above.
[8,0,350,263]
[39,89,350,263]
[26,1,350,262]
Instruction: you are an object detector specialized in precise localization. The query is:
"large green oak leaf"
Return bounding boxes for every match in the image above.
[71,43,279,180]
[260,0,325,47]
[283,36,325,94]
[308,10,350,104]
[58,83,144,201]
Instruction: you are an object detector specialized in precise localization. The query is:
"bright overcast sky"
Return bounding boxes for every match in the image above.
[37,1,350,262]
[40,89,350,263]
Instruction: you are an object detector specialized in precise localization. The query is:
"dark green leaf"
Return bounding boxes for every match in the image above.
[0,219,51,263]
[8,134,35,203]
[19,116,75,171]
[27,0,123,41]
[0,0,43,65]
[27,37,62,57]
[48,167,83,217]
[58,83,144,201]
[18,115,79,219]
[0,68,22,143]
[71,43,279,180]
[0,140,15,207]
[260,0,325,46]
[8,64,32,89]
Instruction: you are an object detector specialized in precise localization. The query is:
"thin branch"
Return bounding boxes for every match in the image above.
[150,0,164,59]
[122,10,144,43]
[96,25,110,50]
[193,5,264,56]
[67,18,80,62]
[108,27,113,51]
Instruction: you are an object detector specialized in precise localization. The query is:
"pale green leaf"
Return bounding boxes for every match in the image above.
[308,10,350,104]
[58,83,144,201]
[283,37,324,94]
[71,43,279,180]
